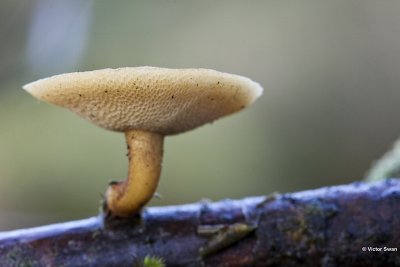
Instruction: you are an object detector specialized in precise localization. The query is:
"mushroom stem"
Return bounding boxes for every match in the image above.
[106,129,164,217]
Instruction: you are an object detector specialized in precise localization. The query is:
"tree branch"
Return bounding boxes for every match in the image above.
[0,179,399,266]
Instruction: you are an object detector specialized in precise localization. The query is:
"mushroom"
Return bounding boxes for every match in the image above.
[23,67,263,217]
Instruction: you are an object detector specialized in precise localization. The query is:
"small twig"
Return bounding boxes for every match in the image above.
[0,179,399,266]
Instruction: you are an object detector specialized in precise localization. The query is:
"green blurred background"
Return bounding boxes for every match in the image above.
[1,0,400,230]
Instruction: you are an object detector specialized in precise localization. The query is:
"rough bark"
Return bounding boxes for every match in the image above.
[0,179,399,267]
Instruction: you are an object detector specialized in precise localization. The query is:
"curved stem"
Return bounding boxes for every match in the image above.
[106,130,164,217]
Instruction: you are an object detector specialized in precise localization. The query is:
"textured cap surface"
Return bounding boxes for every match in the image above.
[23,67,263,135]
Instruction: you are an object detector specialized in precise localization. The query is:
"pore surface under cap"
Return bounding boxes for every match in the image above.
[23,67,263,135]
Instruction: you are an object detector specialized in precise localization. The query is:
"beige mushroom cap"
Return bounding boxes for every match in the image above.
[23,67,263,135]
